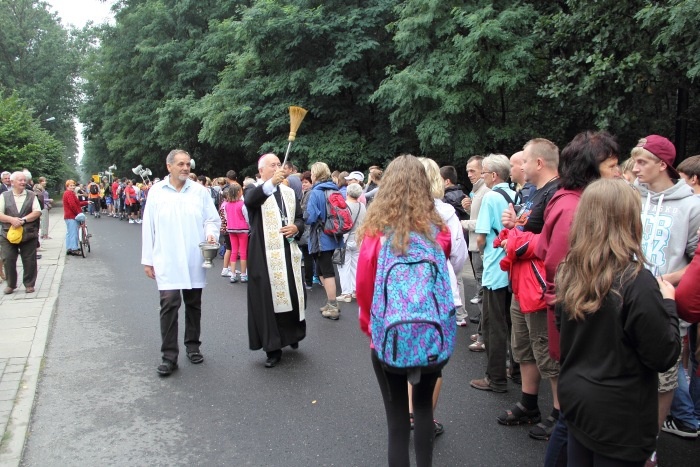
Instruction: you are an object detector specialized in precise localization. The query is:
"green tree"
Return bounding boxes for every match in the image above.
[0,0,84,160]
[372,0,547,166]
[0,94,67,182]
[196,0,402,173]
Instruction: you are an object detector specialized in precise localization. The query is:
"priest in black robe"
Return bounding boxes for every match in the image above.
[245,153,306,368]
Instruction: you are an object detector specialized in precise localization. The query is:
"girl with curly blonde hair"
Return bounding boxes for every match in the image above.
[356,154,451,467]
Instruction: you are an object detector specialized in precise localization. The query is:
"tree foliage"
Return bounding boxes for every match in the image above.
[0,94,66,178]
[0,0,83,184]
[80,0,700,181]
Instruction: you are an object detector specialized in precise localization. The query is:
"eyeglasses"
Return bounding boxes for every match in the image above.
[480,171,495,176]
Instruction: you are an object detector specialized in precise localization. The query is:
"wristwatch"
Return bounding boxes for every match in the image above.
[20,217,26,224]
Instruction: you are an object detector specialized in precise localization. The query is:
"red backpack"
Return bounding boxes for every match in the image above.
[323,190,354,236]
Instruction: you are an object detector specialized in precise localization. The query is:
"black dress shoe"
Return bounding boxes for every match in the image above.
[469,316,481,324]
[186,350,204,364]
[157,359,178,376]
[290,343,299,350]
[265,350,282,368]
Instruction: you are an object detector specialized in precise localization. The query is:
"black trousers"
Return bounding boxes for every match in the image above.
[159,288,202,363]
[371,351,439,467]
[482,286,512,390]
[0,237,37,289]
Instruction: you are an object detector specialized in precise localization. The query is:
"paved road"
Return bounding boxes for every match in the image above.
[20,216,698,466]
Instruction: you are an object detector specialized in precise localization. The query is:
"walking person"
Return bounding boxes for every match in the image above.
[336,182,366,302]
[556,178,680,466]
[246,153,306,368]
[141,149,221,376]
[356,155,456,467]
[305,161,344,320]
[0,171,42,294]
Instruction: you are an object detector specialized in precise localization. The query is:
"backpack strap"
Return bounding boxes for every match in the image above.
[491,187,514,236]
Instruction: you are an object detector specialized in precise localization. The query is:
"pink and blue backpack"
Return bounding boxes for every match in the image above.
[370,230,456,383]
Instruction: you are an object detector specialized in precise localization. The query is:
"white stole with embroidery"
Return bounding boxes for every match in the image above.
[261,185,305,320]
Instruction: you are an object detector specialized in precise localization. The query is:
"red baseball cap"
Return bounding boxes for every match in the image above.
[636,135,679,179]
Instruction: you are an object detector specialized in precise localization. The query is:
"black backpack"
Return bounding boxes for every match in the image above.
[89,183,99,195]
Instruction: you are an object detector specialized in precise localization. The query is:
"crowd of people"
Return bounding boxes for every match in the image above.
[6,129,700,466]
[138,134,700,467]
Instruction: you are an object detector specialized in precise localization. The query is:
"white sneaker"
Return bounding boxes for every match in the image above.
[221,267,231,277]
[469,295,482,305]
[129,219,135,224]
[336,294,352,302]
[136,219,142,224]
[456,318,468,327]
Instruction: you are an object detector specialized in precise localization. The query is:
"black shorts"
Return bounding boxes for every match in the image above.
[313,250,335,278]
[127,203,139,215]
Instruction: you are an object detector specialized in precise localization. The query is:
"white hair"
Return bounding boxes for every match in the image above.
[258,153,277,169]
[10,171,26,181]
[482,154,511,182]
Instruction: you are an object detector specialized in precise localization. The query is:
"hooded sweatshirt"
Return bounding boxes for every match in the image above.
[534,188,583,361]
[635,179,700,276]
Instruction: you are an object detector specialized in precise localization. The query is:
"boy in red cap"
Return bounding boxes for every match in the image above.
[631,135,700,453]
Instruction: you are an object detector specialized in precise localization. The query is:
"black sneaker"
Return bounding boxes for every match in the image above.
[434,420,444,436]
[661,416,699,439]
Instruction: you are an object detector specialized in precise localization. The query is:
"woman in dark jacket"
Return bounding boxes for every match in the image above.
[556,179,680,466]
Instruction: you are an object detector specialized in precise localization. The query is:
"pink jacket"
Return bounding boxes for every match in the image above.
[534,188,582,361]
[224,200,249,232]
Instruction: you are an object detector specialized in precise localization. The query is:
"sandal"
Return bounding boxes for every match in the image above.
[497,402,541,426]
[409,413,414,430]
[529,415,557,440]
[470,333,480,342]
[186,350,204,364]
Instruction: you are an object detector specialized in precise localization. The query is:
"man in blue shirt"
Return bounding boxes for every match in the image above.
[470,154,516,393]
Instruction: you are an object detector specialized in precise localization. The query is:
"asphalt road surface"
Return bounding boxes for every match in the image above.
[21,215,698,466]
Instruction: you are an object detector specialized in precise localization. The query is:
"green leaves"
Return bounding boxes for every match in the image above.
[77,0,700,180]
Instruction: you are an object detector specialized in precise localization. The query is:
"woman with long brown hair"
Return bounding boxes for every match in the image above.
[556,178,680,466]
[356,154,453,467]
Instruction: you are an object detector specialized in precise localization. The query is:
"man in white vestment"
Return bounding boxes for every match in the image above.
[141,149,221,376]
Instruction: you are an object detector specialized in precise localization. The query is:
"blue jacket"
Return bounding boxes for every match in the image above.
[306,180,343,253]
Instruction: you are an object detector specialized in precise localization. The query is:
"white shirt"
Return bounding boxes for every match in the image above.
[141,177,221,290]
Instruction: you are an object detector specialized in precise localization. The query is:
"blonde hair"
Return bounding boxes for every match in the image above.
[310,161,331,183]
[417,157,444,199]
[358,155,445,254]
[556,179,646,320]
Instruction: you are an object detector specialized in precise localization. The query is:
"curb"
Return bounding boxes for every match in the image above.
[0,209,66,467]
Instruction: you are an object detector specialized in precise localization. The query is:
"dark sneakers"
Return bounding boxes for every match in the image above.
[157,359,178,376]
[661,416,699,439]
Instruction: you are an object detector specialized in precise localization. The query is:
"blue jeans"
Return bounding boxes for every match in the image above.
[544,411,568,467]
[670,362,698,429]
[65,219,79,250]
[689,324,700,424]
